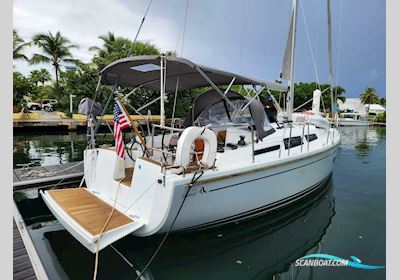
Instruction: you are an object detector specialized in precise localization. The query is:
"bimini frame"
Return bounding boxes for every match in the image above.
[90,55,289,162]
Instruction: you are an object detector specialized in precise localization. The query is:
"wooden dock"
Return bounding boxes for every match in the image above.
[13,113,161,131]
[12,161,90,279]
[13,221,37,280]
[13,161,84,191]
[14,203,48,280]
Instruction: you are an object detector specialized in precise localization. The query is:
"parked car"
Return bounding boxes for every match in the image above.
[42,99,58,106]
[27,101,42,111]
[41,99,58,112]
[26,98,58,111]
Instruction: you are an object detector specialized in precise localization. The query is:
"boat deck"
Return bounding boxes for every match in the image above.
[118,167,134,187]
[47,188,134,236]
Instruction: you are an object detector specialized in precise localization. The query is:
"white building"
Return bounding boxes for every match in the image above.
[337,98,385,116]
[366,104,386,115]
[337,98,367,115]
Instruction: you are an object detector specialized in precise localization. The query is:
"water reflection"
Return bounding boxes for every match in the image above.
[339,127,386,158]
[13,132,114,168]
[23,178,335,280]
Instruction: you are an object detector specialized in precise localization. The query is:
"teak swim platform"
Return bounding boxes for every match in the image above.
[47,188,133,236]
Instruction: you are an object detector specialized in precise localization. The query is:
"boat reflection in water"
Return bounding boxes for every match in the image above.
[32,176,335,279]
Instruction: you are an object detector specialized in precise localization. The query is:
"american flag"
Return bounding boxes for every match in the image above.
[113,100,130,158]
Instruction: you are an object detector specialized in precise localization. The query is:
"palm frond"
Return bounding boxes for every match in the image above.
[30,53,51,64]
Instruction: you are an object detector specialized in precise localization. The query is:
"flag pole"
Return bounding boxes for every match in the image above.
[116,95,149,156]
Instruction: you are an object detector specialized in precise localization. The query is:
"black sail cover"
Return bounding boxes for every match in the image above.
[183,89,274,140]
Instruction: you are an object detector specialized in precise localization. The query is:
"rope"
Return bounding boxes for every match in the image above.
[299,0,321,89]
[92,176,125,280]
[134,171,204,280]
[20,161,84,178]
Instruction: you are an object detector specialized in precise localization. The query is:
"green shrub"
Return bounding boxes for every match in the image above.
[376,111,386,123]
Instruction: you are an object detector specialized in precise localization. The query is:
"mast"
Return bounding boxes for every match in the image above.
[327,0,334,116]
[286,0,299,122]
[160,55,166,126]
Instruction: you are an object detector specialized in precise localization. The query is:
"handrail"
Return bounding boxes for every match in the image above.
[307,122,310,151]
[326,129,330,144]
[287,123,293,156]
[149,147,176,157]
[301,123,305,152]
[152,124,185,132]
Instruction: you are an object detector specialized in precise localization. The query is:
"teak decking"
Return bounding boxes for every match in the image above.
[47,188,133,236]
[118,167,134,187]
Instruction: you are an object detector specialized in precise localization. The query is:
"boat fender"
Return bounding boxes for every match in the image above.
[175,126,217,168]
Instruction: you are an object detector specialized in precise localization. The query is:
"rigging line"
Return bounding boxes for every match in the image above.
[334,0,343,101]
[299,0,321,89]
[93,176,124,280]
[171,75,179,128]
[134,171,204,280]
[110,245,134,268]
[180,0,189,56]
[320,91,326,113]
[127,0,154,57]
[238,0,244,73]
[123,181,156,213]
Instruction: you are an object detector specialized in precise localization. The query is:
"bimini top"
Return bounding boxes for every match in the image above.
[100,55,288,92]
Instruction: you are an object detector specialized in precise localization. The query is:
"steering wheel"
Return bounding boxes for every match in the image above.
[123,121,147,161]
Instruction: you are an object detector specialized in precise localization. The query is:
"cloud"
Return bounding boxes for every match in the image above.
[13,0,386,97]
[13,0,179,75]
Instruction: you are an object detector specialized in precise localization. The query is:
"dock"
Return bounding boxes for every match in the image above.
[13,161,87,279]
[369,122,386,126]
[13,112,161,131]
[13,161,84,191]
[14,203,48,280]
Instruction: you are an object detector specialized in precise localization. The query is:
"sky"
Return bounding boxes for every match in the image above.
[13,0,386,98]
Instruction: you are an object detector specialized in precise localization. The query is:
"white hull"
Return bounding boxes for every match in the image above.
[42,124,340,252]
[155,148,336,234]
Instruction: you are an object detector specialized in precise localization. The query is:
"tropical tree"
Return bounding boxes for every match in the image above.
[379,97,386,106]
[88,31,117,57]
[266,82,346,113]
[89,31,174,70]
[360,86,379,114]
[13,29,30,61]
[30,31,77,92]
[58,61,100,109]
[30,69,51,86]
[13,72,36,109]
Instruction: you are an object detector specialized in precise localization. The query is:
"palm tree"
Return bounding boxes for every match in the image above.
[30,69,51,86]
[89,32,161,69]
[30,31,77,91]
[13,29,30,61]
[88,31,116,56]
[360,86,379,114]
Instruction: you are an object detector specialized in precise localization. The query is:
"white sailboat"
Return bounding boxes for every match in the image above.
[339,112,369,126]
[41,0,340,253]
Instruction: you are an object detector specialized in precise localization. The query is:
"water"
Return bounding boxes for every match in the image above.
[13,127,386,280]
[13,131,115,168]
